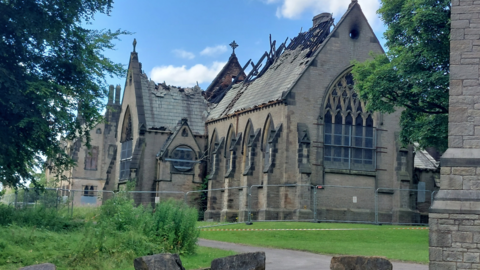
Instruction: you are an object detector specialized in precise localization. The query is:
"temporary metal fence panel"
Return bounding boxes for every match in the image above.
[0,194,17,206]
[184,189,208,221]
[126,191,185,207]
[315,185,376,223]
[248,184,314,222]
[0,185,439,226]
[187,187,247,222]
[375,188,433,225]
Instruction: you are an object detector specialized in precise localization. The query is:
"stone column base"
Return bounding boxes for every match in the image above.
[429,190,480,269]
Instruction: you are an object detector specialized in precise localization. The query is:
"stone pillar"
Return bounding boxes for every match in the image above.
[429,1,480,269]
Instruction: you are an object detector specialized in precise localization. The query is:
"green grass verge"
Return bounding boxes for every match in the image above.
[199,222,429,263]
[0,226,235,270]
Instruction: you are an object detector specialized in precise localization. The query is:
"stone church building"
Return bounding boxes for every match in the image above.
[49,1,438,223]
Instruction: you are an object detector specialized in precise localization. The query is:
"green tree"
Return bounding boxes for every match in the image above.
[352,0,450,152]
[0,0,128,189]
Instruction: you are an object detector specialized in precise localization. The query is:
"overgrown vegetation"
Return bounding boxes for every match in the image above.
[0,188,202,269]
[0,225,234,270]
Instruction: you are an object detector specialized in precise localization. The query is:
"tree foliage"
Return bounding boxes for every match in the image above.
[352,0,450,151]
[0,0,128,188]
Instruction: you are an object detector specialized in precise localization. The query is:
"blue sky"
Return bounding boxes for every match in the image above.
[90,0,386,91]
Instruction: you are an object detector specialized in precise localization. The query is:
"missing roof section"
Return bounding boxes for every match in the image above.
[242,14,334,84]
[207,13,334,121]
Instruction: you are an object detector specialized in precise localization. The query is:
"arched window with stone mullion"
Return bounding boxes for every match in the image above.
[323,71,376,171]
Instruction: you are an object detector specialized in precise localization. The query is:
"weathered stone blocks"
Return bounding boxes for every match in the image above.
[210,252,266,270]
[19,264,56,270]
[330,256,392,270]
[452,232,473,243]
[133,253,185,270]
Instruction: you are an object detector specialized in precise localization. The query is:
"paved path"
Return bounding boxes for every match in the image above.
[199,239,428,270]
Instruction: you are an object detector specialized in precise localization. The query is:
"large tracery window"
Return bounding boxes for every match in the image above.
[323,72,376,171]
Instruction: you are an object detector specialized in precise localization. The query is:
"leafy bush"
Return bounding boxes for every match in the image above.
[69,190,199,268]
[94,190,199,254]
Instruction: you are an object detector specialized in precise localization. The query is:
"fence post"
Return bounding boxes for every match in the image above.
[71,190,75,218]
[24,189,28,208]
[374,188,379,225]
[313,186,317,223]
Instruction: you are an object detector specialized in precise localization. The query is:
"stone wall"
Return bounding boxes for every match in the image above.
[204,3,415,224]
[429,0,480,269]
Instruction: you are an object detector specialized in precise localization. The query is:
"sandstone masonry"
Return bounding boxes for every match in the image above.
[429,0,480,269]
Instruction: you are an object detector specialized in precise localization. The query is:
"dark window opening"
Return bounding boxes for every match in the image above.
[350,29,359,39]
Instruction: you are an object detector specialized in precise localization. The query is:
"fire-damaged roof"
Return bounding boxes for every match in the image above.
[206,7,346,121]
[140,74,209,135]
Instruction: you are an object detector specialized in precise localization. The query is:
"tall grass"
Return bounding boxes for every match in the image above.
[0,188,200,269]
[0,204,81,231]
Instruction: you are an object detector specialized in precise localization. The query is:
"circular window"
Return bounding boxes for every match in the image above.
[171,146,195,171]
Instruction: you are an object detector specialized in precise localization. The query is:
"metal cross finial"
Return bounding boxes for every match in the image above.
[229,40,238,54]
[133,38,137,52]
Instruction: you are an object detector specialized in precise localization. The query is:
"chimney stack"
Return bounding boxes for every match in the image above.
[312,13,332,27]
[108,85,114,104]
[115,85,121,104]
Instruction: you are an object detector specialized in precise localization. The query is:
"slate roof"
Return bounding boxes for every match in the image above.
[414,144,439,171]
[207,46,310,121]
[139,73,209,135]
[206,4,361,121]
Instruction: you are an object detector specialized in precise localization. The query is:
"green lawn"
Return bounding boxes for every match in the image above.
[0,226,235,270]
[199,222,429,263]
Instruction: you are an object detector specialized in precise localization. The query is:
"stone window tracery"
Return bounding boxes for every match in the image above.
[120,140,133,179]
[170,146,195,172]
[120,107,133,180]
[323,72,376,171]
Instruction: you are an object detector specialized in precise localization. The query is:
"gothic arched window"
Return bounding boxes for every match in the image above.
[209,131,219,177]
[323,72,375,171]
[243,121,258,175]
[263,117,277,173]
[120,107,133,180]
[225,126,236,176]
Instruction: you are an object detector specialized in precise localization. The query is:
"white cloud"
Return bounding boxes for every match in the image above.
[172,49,195,60]
[150,62,226,87]
[200,45,228,57]
[266,0,381,30]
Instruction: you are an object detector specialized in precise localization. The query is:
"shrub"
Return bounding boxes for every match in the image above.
[70,190,200,268]
[151,199,199,254]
